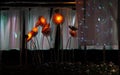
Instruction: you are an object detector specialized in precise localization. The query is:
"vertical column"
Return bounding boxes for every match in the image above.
[53,9,63,63]
[55,25,61,50]
[20,9,27,65]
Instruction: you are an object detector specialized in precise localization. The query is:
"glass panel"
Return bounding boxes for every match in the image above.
[76,0,118,50]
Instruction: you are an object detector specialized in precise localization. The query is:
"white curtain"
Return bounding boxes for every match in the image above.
[0,7,77,50]
[0,9,21,50]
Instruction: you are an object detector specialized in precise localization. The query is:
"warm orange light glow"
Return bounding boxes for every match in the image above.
[31,27,38,36]
[42,24,49,32]
[32,27,38,33]
[69,30,77,37]
[27,32,33,41]
[35,16,47,27]
[42,24,51,36]
[40,16,46,25]
[53,13,64,25]
[26,27,38,42]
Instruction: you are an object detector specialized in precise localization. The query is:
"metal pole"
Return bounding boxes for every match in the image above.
[20,9,27,65]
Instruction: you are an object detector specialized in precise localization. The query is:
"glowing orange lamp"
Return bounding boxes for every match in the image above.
[32,27,38,33]
[66,26,78,48]
[27,31,33,42]
[26,27,38,42]
[31,27,38,36]
[69,26,78,37]
[35,16,47,27]
[69,30,77,37]
[52,13,64,25]
[42,24,51,36]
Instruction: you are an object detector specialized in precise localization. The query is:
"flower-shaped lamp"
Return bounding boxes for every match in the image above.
[31,27,38,36]
[52,13,64,25]
[26,27,38,42]
[69,26,78,37]
[42,24,51,36]
[35,16,47,27]
[26,31,33,42]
